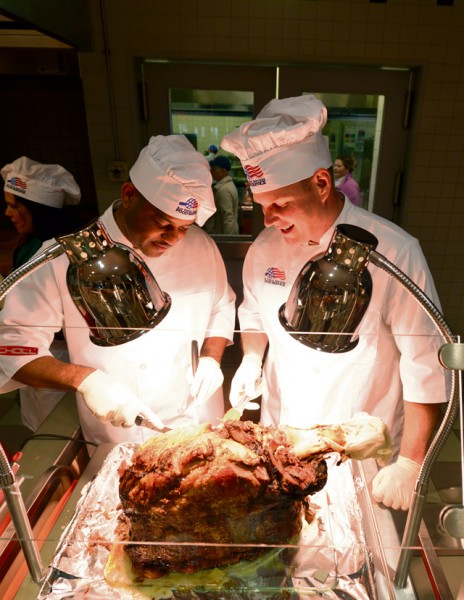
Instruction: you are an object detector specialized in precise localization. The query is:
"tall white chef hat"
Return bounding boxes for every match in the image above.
[129,135,216,226]
[1,156,81,208]
[221,95,332,193]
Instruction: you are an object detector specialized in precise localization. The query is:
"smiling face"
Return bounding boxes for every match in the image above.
[116,182,195,258]
[4,191,33,235]
[252,177,321,245]
[252,169,342,246]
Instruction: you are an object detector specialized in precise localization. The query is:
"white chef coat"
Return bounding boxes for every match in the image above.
[238,200,449,452]
[0,203,236,444]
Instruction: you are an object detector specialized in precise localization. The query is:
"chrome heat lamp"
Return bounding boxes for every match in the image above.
[0,218,171,346]
[279,223,462,589]
[0,217,172,582]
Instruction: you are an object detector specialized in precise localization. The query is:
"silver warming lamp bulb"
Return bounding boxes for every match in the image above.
[279,224,378,353]
[0,218,171,346]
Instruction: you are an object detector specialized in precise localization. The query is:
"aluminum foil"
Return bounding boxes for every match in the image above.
[37,443,377,600]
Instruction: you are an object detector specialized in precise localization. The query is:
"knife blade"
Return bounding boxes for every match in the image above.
[177,339,199,415]
[191,339,199,375]
[191,340,200,424]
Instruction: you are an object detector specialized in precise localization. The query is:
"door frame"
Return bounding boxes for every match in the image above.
[139,59,415,225]
[279,64,414,221]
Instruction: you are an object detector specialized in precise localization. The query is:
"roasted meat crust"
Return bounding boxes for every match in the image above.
[118,420,328,579]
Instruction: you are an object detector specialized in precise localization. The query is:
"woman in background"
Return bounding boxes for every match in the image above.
[333,156,361,207]
[1,156,81,430]
[2,156,81,268]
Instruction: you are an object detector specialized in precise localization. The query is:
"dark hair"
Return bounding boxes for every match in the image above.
[16,196,77,241]
[339,156,358,173]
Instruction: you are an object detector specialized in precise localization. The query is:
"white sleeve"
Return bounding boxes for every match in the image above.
[0,262,62,386]
[382,237,450,405]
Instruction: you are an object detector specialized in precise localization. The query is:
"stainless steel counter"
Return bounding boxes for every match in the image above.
[33,450,419,599]
[0,392,91,599]
[13,442,109,599]
[6,425,461,599]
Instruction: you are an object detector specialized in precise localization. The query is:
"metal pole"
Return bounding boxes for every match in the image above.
[370,250,459,588]
[0,444,46,583]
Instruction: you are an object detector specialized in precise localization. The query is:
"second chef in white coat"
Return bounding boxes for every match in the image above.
[0,135,236,444]
[222,96,449,511]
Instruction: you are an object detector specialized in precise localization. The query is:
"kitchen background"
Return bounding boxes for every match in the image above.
[0,1,463,597]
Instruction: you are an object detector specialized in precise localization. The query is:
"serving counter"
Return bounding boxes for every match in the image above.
[0,397,462,598]
[0,393,91,599]
[3,430,445,600]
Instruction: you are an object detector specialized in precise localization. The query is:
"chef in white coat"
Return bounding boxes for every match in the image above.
[0,135,236,444]
[221,96,448,511]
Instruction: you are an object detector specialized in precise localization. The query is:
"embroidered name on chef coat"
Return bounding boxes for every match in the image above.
[264,266,286,286]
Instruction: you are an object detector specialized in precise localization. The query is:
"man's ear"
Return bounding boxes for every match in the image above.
[312,169,332,203]
[120,181,137,207]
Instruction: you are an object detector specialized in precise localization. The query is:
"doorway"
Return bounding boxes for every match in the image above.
[139,60,415,394]
[279,64,413,222]
[140,60,414,231]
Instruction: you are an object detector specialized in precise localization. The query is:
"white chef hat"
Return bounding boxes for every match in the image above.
[221,95,332,193]
[129,135,215,226]
[1,156,81,208]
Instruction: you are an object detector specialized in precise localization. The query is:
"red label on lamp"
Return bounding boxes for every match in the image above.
[0,346,38,356]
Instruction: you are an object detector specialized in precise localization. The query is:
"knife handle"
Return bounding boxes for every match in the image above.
[135,414,170,432]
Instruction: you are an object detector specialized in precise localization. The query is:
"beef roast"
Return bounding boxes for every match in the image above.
[118,414,390,580]
[118,420,327,579]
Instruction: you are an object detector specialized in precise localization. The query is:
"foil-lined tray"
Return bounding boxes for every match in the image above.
[37,443,377,599]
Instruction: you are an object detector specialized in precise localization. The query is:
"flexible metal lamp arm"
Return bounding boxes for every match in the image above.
[369,250,459,589]
[0,242,64,302]
[279,224,459,589]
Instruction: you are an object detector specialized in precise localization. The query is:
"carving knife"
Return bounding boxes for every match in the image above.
[176,339,199,415]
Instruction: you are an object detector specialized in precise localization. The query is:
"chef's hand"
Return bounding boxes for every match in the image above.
[190,357,224,406]
[77,369,164,429]
[229,354,263,411]
[371,455,421,511]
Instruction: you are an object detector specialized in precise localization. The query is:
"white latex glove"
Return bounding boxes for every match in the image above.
[229,354,263,411]
[77,369,164,429]
[190,357,224,406]
[372,455,421,511]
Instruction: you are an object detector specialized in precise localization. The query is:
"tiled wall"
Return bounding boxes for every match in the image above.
[79,0,464,334]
